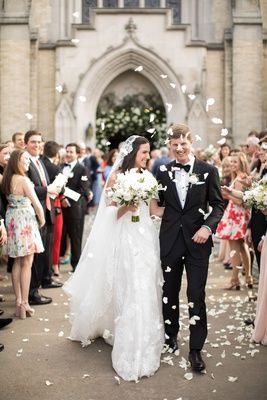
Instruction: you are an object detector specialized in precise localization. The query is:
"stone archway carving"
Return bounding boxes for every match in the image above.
[55,97,76,145]
[73,31,188,144]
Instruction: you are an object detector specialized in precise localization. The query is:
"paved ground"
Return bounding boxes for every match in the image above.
[0,222,266,400]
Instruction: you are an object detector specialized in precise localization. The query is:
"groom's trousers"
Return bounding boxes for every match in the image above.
[161,229,209,351]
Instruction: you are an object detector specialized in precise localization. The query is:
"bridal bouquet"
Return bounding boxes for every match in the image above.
[243,175,267,212]
[106,168,159,222]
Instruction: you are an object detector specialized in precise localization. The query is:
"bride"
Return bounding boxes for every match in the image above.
[64,135,165,381]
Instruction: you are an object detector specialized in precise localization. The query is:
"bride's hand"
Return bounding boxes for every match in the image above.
[127,203,139,213]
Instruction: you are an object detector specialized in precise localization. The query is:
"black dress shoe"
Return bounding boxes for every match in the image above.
[165,336,178,352]
[0,318,12,329]
[0,343,4,352]
[29,294,52,305]
[188,350,206,372]
[42,280,63,289]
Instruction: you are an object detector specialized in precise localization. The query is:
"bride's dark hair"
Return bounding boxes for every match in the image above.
[120,136,149,173]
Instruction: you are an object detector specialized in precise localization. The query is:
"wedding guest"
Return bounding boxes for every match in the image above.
[12,132,25,150]
[64,135,164,381]
[157,123,224,372]
[41,141,63,277]
[103,149,118,181]
[24,130,61,306]
[152,147,171,176]
[1,150,45,318]
[0,144,11,176]
[219,144,231,162]
[60,143,91,272]
[217,152,252,289]
[91,148,104,210]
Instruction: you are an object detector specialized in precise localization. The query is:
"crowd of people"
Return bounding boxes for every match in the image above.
[0,126,266,375]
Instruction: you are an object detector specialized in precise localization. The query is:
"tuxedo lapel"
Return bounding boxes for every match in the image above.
[183,158,205,209]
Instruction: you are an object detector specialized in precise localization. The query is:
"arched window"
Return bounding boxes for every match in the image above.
[124,0,139,8]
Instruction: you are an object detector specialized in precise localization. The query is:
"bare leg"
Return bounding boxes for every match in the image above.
[11,258,22,312]
[240,240,252,286]
[20,254,35,318]
[224,240,242,289]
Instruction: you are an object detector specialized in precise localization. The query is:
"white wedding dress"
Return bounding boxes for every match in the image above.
[64,199,164,381]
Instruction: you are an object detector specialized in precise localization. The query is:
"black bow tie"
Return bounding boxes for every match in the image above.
[64,163,71,167]
[176,163,190,173]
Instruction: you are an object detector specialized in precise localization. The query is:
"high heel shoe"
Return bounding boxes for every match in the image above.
[223,281,241,290]
[14,303,21,318]
[20,303,35,319]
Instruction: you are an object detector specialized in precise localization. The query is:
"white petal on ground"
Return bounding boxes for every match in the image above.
[221,350,226,358]
[103,329,113,339]
[179,357,189,370]
[58,331,64,337]
[216,362,223,367]
[114,376,121,385]
[228,376,238,382]
[22,338,29,342]
[45,380,54,386]
[184,372,193,380]
[44,328,50,333]
[134,65,143,72]
[82,374,90,379]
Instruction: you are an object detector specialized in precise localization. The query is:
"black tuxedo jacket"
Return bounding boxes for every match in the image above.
[41,156,60,182]
[27,159,55,225]
[157,158,224,259]
[60,162,91,220]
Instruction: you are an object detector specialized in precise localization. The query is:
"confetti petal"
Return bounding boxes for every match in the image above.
[134,66,143,72]
[45,380,54,386]
[184,372,193,380]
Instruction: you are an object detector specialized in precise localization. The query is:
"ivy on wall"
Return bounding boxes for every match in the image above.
[95,93,167,151]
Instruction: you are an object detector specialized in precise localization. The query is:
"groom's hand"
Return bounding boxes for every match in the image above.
[192,226,210,244]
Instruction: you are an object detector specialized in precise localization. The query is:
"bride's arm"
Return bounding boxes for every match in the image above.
[150,198,165,217]
[106,172,139,220]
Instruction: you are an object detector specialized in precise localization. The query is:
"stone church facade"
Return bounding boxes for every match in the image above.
[0,0,266,147]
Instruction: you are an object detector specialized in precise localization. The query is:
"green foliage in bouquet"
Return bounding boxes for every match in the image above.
[96,93,167,151]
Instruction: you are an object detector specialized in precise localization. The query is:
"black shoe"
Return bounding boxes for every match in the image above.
[29,294,52,305]
[0,318,12,329]
[165,336,178,353]
[244,318,255,327]
[0,343,4,352]
[42,280,63,289]
[0,309,4,316]
[188,350,206,372]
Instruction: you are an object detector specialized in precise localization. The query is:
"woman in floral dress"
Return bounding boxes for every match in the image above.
[216,152,252,289]
[1,150,45,319]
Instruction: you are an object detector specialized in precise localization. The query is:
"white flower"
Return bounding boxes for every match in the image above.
[188,173,199,185]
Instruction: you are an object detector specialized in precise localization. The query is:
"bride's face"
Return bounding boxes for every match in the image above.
[134,143,150,169]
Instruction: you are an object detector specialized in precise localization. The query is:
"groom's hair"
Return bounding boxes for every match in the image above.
[168,123,192,141]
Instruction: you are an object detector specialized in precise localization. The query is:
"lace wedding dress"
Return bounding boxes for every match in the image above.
[64,200,164,381]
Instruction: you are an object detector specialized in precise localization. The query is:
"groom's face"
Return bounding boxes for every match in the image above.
[170,136,192,164]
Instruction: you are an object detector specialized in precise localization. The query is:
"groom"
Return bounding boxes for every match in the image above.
[157,124,224,372]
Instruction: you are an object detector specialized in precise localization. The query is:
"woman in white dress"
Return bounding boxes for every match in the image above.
[64,136,164,381]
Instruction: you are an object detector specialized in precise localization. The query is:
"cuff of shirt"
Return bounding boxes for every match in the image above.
[202,225,212,235]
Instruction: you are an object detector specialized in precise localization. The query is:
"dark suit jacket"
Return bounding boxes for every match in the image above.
[27,159,55,225]
[83,155,99,183]
[60,162,91,220]
[41,156,60,182]
[157,158,224,259]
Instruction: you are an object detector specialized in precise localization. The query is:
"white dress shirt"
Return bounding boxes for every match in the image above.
[174,153,195,208]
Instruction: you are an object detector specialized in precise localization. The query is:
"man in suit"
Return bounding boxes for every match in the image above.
[60,143,92,272]
[157,124,224,372]
[25,131,62,306]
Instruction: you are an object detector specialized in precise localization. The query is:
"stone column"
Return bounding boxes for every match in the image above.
[232,0,263,142]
